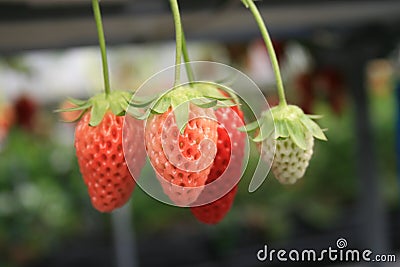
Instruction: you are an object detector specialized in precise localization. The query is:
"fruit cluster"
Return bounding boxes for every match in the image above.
[57,0,326,225]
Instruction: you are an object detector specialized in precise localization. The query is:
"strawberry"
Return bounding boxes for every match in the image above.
[262,131,314,184]
[252,105,326,185]
[145,103,218,206]
[190,105,245,224]
[14,95,37,131]
[59,91,146,212]
[59,100,82,122]
[57,0,147,212]
[142,84,242,206]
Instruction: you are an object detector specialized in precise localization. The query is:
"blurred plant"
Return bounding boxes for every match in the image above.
[0,127,87,266]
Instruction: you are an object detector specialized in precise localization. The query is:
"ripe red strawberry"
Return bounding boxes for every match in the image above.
[191,105,245,224]
[145,103,218,206]
[75,109,146,212]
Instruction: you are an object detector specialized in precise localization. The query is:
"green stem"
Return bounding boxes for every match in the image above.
[92,0,111,95]
[242,0,287,106]
[170,0,183,87]
[181,30,195,84]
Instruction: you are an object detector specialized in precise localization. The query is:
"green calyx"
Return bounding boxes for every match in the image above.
[241,104,327,150]
[129,82,238,133]
[55,90,133,126]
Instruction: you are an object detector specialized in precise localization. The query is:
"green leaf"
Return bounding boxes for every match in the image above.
[300,116,327,141]
[173,101,190,134]
[89,100,109,126]
[285,119,307,150]
[152,97,171,114]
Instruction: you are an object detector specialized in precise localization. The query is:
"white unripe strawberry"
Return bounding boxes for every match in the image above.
[262,131,314,184]
[245,104,326,185]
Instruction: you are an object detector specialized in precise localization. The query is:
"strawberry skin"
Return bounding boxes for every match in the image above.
[145,104,218,206]
[263,132,314,184]
[75,111,145,212]
[191,106,245,224]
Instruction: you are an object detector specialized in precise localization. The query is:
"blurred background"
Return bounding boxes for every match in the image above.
[0,0,399,266]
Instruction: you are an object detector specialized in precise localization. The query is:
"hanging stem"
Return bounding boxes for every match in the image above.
[92,0,111,95]
[170,0,183,87]
[181,30,195,84]
[242,0,287,106]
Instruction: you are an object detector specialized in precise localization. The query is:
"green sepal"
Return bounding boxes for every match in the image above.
[253,115,274,142]
[173,101,190,134]
[300,116,327,141]
[110,98,125,116]
[307,114,323,119]
[54,102,92,113]
[238,120,259,133]
[285,119,307,150]
[216,99,238,108]
[58,108,88,123]
[192,98,218,109]
[274,119,289,138]
[151,96,171,114]
[126,107,150,120]
[66,97,87,106]
[90,97,109,126]
[128,95,159,108]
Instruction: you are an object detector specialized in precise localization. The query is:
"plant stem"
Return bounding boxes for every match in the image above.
[181,30,195,84]
[170,0,183,87]
[242,0,287,106]
[92,0,111,95]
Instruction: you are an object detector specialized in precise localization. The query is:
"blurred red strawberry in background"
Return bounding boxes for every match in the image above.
[314,67,346,115]
[14,94,38,131]
[0,103,15,145]
[295,67,346,115]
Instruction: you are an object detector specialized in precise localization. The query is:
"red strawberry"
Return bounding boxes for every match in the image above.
[14,95,37,131]
[145,103,218,206]
[75,109,146,212]
[191,105,245,224]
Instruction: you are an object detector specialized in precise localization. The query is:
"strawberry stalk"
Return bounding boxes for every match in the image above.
[169,0,183,86]
[241,0,287,107]
[181,30,195,84]
[241,0,327,185]
[92,0,111,95]
[170,0,195,85]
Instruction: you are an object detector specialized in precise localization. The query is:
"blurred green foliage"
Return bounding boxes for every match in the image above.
[0,127,86,265]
